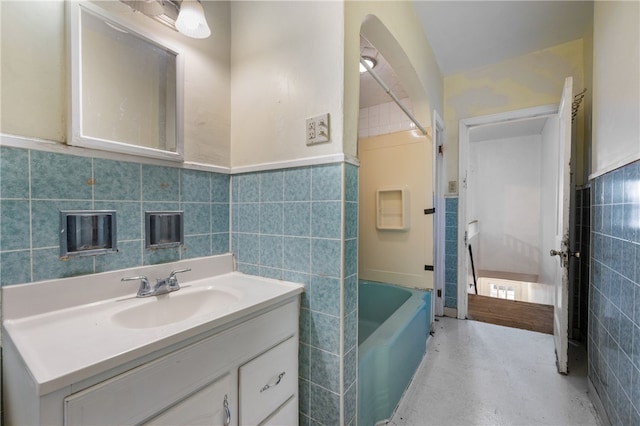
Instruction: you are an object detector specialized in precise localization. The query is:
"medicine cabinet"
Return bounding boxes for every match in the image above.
[376,187,410,230]
[68,1,184,161]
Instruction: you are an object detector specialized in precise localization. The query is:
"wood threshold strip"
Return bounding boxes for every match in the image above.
[467,294,554,335]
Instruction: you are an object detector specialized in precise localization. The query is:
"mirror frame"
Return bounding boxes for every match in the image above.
[67,1,184,161]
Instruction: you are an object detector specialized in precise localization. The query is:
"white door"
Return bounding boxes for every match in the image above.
[551,76,573,374]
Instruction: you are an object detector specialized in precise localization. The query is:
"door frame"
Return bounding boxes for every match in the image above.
[433,109,445,317]
[457,104,558,319]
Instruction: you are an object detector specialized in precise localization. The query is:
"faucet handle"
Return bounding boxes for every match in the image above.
[168,268,191,289]
[121,275,149,283]
[121,275,152,297]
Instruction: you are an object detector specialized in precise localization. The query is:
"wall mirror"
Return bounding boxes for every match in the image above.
[68,1,184,161]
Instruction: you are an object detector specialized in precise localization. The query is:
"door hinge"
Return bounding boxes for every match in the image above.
[464,231,468,245]
[424,265,434,271]
[437,289,442,298]
[438,145,443,155]
[424,208,435,215]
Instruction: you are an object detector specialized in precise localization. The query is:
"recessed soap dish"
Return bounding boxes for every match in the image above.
[145,211,184,249]
[60,210,117,257]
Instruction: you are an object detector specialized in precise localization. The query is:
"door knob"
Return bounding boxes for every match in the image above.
[550,249,580,259]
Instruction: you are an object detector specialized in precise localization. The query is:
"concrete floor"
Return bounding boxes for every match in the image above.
[389,317,601,425]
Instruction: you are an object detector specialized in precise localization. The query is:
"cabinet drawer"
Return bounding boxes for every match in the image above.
[239,337,297,425]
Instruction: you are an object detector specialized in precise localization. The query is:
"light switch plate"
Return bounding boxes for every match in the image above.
[306,113,330,145]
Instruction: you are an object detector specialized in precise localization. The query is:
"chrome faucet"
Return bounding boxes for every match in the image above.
[121,275,153,298]
[168,268,191,289]
[121,268,191,298]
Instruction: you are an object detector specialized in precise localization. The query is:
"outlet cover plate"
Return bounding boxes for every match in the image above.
[306,113,330,145]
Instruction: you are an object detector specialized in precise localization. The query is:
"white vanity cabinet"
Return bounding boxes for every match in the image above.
[5,298,300,426]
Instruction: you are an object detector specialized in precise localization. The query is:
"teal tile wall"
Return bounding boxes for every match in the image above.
[343,162,358,426]
[231,162,358,426]
[0,146,230,285]
[589,160,640,425]
[445,197,458,309]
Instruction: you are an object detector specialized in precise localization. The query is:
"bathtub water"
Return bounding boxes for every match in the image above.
[358,280,431,426]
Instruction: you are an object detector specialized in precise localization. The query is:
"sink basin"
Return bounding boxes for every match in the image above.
[112,287,240,329]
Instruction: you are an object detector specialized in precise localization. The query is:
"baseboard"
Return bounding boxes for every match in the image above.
[443,307,457,318]
[588,376,611,426]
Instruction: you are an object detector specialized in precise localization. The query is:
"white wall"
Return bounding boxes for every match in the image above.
[591,1,640,177]
[539,116,560,286]
[229,1,345,168]
[468,134,542,276]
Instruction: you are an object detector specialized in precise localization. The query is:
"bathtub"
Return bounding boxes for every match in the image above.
[358,281,431,425]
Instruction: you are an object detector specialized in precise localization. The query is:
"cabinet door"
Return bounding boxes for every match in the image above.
[239,337,297,425]
[144,373,236,426]
[261,396,298,426]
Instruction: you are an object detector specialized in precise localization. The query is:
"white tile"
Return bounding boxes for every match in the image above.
[358,115,369,134]
[388,122,401,134]
[368,105,380,128]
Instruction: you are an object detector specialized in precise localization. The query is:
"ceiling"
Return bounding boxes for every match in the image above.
[469,115,550,143]
[412,1,593,76]
[360,1,593,109]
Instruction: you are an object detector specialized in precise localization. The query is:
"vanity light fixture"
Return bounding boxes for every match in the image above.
[360,56,377,73]
[122,0,164,17]
[175,0,211,39]
[121,0,211,39]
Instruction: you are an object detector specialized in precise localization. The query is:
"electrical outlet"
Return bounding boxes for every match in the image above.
[307,119,316,140]
[306,113,330,145]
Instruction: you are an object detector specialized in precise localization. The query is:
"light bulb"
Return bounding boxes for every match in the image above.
[176,0,211,39]
[360,57,376,73]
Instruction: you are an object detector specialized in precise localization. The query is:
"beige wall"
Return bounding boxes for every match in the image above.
[591,0,640,176]
[0,0,231,166]
[444,39,586,188]
[358,130,434,290]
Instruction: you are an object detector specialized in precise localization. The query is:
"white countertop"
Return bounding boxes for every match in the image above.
[2,255,303,395]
